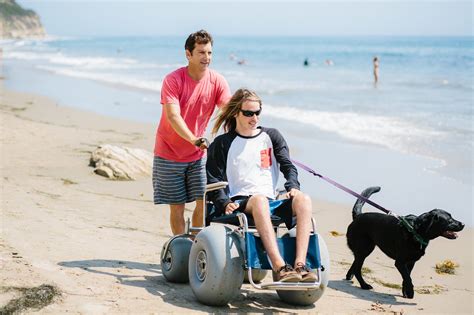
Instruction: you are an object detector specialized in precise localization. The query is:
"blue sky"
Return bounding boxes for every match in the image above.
[19,0,473,37]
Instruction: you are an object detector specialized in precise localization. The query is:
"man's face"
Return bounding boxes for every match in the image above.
[235,100,261,135]
[186,42,212,70]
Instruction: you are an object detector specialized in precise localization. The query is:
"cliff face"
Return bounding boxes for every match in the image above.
[0,0,46,39]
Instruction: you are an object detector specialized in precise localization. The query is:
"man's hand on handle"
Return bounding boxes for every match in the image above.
[193,137,210,151]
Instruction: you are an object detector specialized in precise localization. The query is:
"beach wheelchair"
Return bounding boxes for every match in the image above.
[160,182,330,306]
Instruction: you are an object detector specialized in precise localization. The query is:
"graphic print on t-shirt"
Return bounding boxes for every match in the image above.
[260,148,272,169]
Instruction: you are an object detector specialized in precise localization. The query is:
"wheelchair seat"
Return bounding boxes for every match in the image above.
[207,211,286,227]
[203,182,296,229]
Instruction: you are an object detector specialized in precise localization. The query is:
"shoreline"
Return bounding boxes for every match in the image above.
[1,87,473,313]
[276,117,473,226]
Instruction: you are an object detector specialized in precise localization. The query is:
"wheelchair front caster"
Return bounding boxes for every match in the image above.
[272,233,330,306]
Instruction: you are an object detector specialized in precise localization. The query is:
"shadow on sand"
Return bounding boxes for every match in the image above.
[58,259,317,312]
[329,279,417,306]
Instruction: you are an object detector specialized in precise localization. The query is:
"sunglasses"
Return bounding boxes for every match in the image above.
[240,108,261,117]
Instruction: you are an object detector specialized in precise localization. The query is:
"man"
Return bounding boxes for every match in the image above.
[154,30,231,235]
[206,88,317,283]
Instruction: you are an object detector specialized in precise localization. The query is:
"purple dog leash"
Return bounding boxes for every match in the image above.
[291,159,395,217]
[292,159,430,246]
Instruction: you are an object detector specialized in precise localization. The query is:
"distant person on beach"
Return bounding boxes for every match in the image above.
[206,88,317,282]
[373,56,379,85]
[303,58,309,66]
[325,59,334,66]
[153,30,231,235]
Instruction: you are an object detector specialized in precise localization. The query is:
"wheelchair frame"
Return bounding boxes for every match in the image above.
[161,181,329,305]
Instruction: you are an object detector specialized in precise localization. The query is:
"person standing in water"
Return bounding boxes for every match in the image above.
[373,56,379,86]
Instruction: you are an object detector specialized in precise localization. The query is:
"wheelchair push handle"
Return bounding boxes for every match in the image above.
[205,181,228,192]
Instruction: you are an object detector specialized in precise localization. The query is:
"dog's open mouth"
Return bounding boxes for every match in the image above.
[442,231,458,239]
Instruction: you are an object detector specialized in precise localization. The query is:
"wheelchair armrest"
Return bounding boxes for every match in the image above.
[205,181,228,192]
[210,212,284,227]
[210,212,242,226]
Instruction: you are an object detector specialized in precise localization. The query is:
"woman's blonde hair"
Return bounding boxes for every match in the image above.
[212,88,262,135]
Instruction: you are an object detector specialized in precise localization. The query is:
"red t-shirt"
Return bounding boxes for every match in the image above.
[154,67,231,162]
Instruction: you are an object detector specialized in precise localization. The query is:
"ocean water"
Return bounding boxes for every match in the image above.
[2,36,473,223]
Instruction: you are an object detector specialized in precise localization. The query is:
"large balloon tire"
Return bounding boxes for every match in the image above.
[244,269,268,283]
[273,233,330,306]
[161,237,193,283]
[188,225,244,306]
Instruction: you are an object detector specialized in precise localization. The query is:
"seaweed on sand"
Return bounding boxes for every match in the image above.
[0,284,60,314]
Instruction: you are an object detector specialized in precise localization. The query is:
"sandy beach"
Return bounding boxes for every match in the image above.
[1,88,473,314]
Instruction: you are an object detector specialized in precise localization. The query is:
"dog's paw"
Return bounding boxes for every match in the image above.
[402,292,414,299]
[402,287,415,299]
[361,284,373,290]
[345,273,354,281]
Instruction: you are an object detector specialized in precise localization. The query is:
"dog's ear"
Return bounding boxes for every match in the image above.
[415,211,436,235]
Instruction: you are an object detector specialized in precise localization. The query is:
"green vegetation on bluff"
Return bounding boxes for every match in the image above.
[0,0,35,19]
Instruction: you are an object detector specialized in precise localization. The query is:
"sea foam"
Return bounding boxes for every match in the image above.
[264,104,444,155]
[37,65,162,92]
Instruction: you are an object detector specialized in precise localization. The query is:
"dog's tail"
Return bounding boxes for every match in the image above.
[352,186,381,220]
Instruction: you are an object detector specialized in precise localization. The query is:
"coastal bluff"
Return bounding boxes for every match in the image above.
[0,0,45,39]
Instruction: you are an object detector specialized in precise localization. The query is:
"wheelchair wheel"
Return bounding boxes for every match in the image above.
[273,233,330,306]
[244,269,268,283]
[188,225,244,306]
[161,236,193,283]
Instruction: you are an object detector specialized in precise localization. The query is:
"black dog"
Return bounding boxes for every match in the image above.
[345,186,464,298]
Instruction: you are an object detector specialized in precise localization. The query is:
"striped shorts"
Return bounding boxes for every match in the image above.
[152,156,206,204]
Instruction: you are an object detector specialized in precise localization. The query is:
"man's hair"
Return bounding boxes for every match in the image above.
[185,30,213,54]
[212,88,262,135]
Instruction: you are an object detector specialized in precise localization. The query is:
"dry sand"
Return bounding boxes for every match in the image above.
[1,88,473,314]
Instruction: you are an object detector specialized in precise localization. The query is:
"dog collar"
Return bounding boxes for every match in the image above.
[399,216,429,247]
